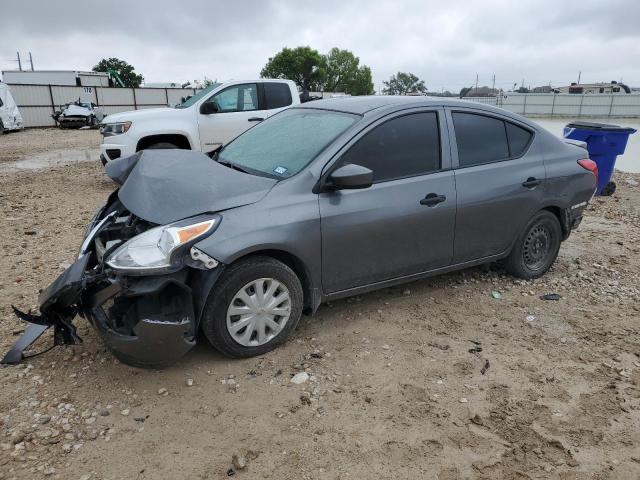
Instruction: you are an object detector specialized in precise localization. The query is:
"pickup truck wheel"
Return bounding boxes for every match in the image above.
[201,256,303,358]
[146,142,179,149]
[0,121,4,135]
[505,211,561,279]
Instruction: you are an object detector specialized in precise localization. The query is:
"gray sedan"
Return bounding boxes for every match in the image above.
[4,96,597,367]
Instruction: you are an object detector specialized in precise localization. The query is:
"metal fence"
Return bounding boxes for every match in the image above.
[460,93,640,118]
[7,84,198,127]
[8,84,640,127]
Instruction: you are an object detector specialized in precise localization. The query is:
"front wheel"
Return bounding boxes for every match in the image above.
[201,256,303,358]
[504,211,561,279]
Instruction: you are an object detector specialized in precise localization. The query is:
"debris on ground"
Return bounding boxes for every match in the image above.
[491,290,502,299]
[290,372,309,384]
[540,293,562,301]
[481,360,490,375]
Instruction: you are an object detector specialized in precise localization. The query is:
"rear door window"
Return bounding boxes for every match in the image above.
[505,122,533,157]
[452,112,509,167]
[337,112,441,182]
[264,83,293,109]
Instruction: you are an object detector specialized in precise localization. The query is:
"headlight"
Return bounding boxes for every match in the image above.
[106,216,219,274]
[100,121,132,137]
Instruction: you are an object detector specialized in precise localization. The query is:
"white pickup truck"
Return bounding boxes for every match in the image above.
[99,79,299,164]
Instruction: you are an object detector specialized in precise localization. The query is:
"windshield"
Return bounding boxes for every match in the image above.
[218,109,358,178]
[174,83,221,108]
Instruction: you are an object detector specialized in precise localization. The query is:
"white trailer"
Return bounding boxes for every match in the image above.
[0,83,24,133]
[1,70,109,87]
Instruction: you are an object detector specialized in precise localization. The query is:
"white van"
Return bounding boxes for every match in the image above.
[0,83,24,133]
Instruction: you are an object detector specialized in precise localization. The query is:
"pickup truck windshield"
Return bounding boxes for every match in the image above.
[174,83,221,108]
[218,109,358,178]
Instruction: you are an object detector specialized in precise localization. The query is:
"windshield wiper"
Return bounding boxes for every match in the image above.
[216,159,250,174]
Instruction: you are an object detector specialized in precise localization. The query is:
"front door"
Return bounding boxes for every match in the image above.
[319,110,456,293]
[197,83,267,153]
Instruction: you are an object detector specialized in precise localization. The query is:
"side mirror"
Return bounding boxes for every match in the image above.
[328,164,373,190]
[200,101,219,115]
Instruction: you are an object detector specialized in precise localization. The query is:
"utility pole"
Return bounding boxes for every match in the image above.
[16,51,22,71]
[577,71,581,84]
[475,73,479,94]
[491,74,495,91]
[28,52,34,71]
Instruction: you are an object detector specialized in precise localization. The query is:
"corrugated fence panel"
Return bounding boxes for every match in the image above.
[102,106,136,117]
[51,86,86,107]
[98,88,134,106]
[9,85,51,106]
[19,107,56,127]
[134,88,166,105]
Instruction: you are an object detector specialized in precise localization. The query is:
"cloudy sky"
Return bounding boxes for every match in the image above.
[2,0,639,92]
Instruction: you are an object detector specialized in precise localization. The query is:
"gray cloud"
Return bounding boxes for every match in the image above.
[2,0,639,92]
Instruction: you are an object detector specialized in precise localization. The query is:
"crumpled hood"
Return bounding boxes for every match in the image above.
[114,150,277,225]
[62,104,91,117]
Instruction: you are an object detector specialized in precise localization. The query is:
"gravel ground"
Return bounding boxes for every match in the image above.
[0,133,639,480]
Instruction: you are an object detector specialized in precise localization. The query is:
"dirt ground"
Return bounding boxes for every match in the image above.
[0,131,639,480]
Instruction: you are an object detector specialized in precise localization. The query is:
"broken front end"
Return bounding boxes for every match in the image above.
[3,193,222,368]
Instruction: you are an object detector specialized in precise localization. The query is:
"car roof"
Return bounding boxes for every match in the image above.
[295,95,542,130]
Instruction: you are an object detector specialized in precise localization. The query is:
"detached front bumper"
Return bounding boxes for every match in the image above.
[3,255,205,368]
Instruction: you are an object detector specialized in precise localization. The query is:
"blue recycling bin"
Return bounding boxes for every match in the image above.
[563,121,636,196]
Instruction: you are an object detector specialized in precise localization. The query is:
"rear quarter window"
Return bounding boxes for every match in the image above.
[506,122,533,157]
[264,83,293,109]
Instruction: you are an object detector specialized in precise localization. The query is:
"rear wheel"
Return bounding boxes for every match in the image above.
[201,256,303,358]
[0,121,4,135]
[505,211,561,279]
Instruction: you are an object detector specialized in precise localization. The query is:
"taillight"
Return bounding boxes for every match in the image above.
[577,159,598,185]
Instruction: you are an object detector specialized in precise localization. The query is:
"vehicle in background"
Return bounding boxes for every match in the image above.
[4,96,598,368]
[99,79,299,164]
[53,98,105,129]
[0,82,24,134]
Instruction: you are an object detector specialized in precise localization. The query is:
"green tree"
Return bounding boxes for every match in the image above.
[321,48,374,95]
[260,47,324,91]
[92,58,144,88]
[382,72,426,95]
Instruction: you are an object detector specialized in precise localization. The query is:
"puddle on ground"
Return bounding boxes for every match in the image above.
[0,148,100,173]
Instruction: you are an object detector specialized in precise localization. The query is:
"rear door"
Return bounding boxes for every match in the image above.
[320,109,456,293]
[197,83,267,152]
[261,82,294,119]
[448,109,545,263]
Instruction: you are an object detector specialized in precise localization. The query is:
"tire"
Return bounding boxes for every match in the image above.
[601,181,616,196]
[504,210,562,279]
[0,121,4,135]
[201,256,303,358]
[146,142,179,150]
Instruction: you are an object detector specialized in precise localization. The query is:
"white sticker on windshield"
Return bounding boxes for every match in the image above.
[273,166,288,176]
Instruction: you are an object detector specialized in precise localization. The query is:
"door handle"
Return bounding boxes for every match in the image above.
[420,193,446,207]
[522,177,541,188]
[248,117,264,122]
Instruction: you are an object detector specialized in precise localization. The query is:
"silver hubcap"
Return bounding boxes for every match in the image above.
[226,278,291,347]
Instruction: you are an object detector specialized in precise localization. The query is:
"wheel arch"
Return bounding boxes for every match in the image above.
[541,205,571,240]
[229,249,319,314]
[136,133,192,151]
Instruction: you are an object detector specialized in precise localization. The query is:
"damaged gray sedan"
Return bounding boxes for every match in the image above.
[3,97,597,367]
